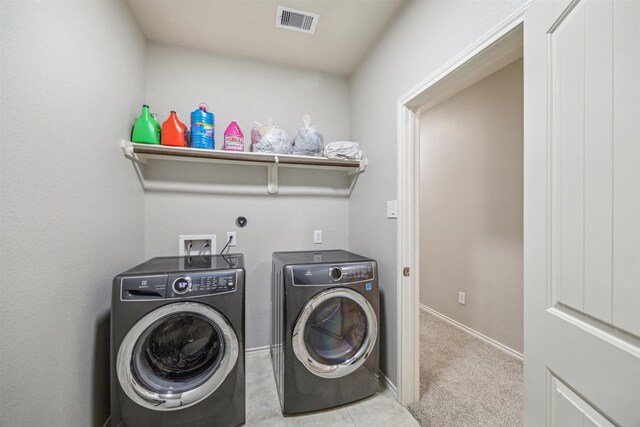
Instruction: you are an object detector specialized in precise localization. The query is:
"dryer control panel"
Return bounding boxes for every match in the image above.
[120,271,237,300]
[291,262,375,286]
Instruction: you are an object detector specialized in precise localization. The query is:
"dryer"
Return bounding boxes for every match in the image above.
[271,250,379,414]
[111,255,245,427]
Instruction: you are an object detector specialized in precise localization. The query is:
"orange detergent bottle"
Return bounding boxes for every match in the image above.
[161,111,187,147]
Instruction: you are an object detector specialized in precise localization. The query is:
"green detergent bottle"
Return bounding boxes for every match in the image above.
[132,105,160,144]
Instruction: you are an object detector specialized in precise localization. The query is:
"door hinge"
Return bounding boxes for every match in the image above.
[403,267,410,277]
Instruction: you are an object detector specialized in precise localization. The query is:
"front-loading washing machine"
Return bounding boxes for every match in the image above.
[111,255,245,427]
[271,250,379,414]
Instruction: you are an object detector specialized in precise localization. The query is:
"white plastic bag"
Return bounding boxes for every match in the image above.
[292,115,324,157]
[251,119,292,154]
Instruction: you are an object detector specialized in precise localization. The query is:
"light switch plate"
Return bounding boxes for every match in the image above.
[387,200,398,219]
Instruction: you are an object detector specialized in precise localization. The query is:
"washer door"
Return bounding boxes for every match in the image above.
[292,288,377,379]
[117,301,238,410]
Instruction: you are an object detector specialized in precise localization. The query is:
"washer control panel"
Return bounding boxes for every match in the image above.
[292,262,375,286]
[121,271,237,300]
[168,272,237,298]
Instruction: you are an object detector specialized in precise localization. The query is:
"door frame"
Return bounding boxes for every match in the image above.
[396,2,530,405]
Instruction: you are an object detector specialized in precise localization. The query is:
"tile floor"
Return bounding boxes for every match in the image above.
[245,352,419,427]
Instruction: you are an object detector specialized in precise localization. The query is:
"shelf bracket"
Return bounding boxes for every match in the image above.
[348,158,368,176]
[267,156,279,194]
[121,139,147,164]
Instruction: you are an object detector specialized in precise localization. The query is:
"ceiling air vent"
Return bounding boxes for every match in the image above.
[275,6,319,34]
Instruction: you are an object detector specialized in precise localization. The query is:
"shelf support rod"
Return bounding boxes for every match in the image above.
[120,140,147,190]
[267,156,279,194]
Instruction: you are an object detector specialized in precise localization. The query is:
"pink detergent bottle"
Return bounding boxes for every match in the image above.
[223,120,244,151]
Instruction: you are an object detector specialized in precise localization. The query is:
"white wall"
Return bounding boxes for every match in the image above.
[349,0,527,385]
[143,44,351,349]
[420,59,523,353]
[0,1,146,425]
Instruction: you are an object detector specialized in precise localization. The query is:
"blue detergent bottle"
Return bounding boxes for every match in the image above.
[190,103,215,149]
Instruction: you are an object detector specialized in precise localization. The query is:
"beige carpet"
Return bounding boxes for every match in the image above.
[407,311,523,427]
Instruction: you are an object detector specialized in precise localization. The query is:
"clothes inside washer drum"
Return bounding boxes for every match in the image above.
[132,313,224,390]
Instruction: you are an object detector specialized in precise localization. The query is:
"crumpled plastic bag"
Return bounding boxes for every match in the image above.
[292,115,324,157]
[251,119,292,154]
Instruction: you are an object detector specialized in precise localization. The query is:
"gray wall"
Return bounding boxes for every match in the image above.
[143,44,351,349]
[348,0,526,385]
[419,59,523,353]
[0,1,146,426]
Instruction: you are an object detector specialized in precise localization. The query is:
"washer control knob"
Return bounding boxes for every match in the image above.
[172,276,192,294]
[329,266,343,281]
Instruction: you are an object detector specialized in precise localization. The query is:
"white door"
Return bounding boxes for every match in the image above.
[524,0,640,425]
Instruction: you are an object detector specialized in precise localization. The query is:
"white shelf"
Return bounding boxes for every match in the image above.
[122,141,367,195]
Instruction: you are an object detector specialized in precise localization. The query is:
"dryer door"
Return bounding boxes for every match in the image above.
[116,301,238,410]
[292,288,377,378]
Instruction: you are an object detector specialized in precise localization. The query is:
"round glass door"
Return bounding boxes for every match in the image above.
[293,288,377,378]
[132,313,223,394]
[117,302,238,410]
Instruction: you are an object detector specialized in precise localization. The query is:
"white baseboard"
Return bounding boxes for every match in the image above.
[420,304,524,360]
[379,370,398,399]
[246,345,270,357]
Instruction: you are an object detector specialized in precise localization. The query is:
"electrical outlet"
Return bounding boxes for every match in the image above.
[179,234,217,256]
[458,292,466,305]
[313,230,322,244]
[226,232,237,247]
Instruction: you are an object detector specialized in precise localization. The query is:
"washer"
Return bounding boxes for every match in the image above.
[111,255,245,427]
[271,250,379,414]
